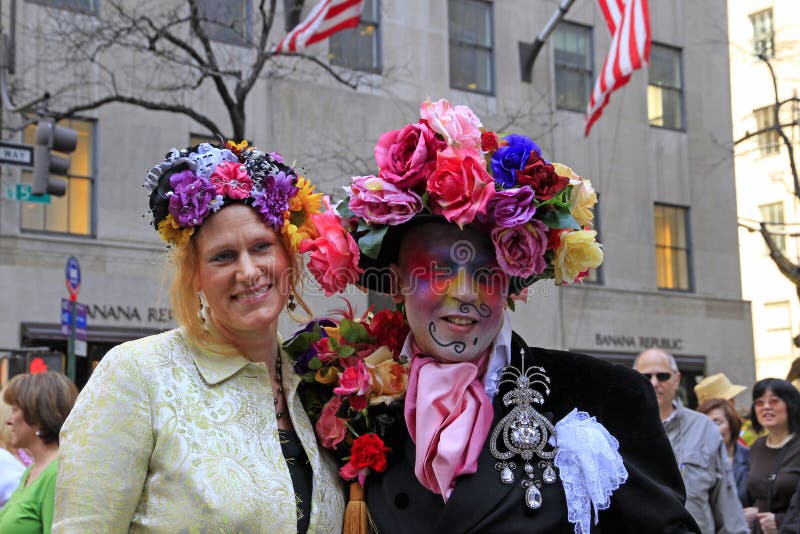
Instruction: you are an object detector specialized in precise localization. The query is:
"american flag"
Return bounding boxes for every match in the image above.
[584,0,651,136]
[274,0,365,54]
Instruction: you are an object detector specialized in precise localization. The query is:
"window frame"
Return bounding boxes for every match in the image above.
[553,21,594,113]
[753,105,780,157]
[653,202,693,292]
[196,0,253,46]
[447,0,495,95]
[749,8,775,59]
[20,118,97,238]
[647,43,685,131]
[759,201,786,253]
[26,0,97,14]
[329,0,382,73]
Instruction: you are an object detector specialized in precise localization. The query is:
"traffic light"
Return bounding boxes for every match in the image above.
[32,117,78,196]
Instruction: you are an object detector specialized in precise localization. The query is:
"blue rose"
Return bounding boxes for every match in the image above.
[490,134,541,188]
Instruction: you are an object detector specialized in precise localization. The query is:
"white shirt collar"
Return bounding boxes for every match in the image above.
[399,310,513,401]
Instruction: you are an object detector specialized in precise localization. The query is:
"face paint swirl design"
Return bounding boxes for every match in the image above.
[428,321,467,354]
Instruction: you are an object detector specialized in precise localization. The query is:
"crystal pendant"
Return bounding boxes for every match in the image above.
[525,484,543,509]
[500,466,514,484]
[543,465,556,484]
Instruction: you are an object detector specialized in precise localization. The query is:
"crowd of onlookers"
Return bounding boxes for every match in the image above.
[636,349,800,534]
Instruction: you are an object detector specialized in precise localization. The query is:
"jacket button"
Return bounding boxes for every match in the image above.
[394,493,409,509]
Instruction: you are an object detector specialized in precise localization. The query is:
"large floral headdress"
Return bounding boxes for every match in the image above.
[146,140,323,251]
[299,99,603,296]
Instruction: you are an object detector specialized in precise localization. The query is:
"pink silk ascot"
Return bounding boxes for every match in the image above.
[404,349,494,501]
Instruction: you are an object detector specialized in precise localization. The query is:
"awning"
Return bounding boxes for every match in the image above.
[20,322,166,344]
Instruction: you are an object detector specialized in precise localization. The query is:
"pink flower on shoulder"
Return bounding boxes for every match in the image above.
[427,153,495,227]
[420,98,482,148]
[209,161,253,199]
[348,175,423,225]
[299,210,363,296]
[316,396,347,450]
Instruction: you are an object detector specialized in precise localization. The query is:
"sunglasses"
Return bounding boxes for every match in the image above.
[642,372,672,382]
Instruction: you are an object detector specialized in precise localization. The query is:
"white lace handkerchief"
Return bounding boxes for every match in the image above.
[554,409,628,534]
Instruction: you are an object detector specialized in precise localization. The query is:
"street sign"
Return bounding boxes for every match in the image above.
[3,183,51,203]
[60,298,71,336]
[65,256,81,300]
[0,141,33,167]
[74,302,87,357]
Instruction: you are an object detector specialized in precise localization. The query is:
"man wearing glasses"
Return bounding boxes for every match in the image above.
[635,349,748,534]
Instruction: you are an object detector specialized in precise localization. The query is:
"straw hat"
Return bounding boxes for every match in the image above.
[694,373,747,405]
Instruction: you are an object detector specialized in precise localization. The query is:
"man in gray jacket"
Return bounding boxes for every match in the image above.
[635,349,748,534]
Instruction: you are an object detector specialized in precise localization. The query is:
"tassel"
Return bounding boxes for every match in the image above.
[343,481,369,534]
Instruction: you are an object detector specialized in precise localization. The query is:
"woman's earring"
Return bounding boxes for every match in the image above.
[198,290,211,331]
[287,293,297,312]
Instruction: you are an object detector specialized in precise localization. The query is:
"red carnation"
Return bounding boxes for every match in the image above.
[481,131,500,153]
[517,155,569,200]
[368,309,409,355]
[339,433,390,485]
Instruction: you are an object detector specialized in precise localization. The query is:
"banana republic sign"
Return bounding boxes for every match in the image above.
[594,333,683,351]
[85,303,174,324]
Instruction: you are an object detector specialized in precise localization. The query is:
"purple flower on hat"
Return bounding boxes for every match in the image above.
[348,175,423,225]
[491,134,541,188]
[479,186,537,228]
[492,219,549,278]
[251,171,299,231]
[167,170,217,227]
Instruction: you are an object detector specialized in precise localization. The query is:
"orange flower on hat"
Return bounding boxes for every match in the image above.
[157,214,195,245]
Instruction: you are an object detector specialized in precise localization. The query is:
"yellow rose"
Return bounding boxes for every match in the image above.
[568,178,597,228]
[554,230,603,285]
[365,346,409,405]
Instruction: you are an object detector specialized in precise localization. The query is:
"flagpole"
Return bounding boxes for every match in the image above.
[519,0,577,82]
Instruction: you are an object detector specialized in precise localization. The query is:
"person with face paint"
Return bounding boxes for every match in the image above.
[53,141,345,533]
[294,99,700,533]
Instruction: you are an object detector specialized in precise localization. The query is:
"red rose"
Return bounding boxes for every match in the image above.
[427,153,495,227]
[517,155,568,200]
[339,433,389,484]
[546,227,565,250]
[481,131,499,153]
[349,395,368,412]
[368,310,409,355]
[374,122,447,189]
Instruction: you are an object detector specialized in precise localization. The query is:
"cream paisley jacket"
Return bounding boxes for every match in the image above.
[53,328,345,533]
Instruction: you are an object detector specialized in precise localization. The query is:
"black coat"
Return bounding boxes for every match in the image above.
[364,333,700,533]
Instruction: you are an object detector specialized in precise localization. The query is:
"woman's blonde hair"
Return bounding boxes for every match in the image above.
[170,213,311,355]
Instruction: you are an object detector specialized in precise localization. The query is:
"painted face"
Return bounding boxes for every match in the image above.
[754,389,789,432]
[706,407,731,446]
[395,223,508,363]
[6,405,37,449]
[193,204,292,341]
[635,350,681,412]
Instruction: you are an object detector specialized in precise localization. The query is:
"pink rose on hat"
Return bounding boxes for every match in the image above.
[300,209,363,296]
[348,175,423,225]
[420,98,482,148]
[375,122,447,189]
[492,220,549,278]
[427,153,495,228]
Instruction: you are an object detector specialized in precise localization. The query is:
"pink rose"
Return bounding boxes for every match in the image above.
[316,396,347,450]
[334,360,372,396]
[427,153,495,227]
[491,220,549,278]
[348,175,423,225]
[374,122,446,188]
[419,99,482,148]
[209,161,253,199]
[299,210,363,296]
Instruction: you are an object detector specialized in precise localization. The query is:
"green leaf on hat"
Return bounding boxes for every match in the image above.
[540,207,580,230]
[358,225,389,259]
[337,197,355,220]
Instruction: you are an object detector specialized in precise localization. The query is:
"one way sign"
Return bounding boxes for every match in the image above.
[0,142,33,167]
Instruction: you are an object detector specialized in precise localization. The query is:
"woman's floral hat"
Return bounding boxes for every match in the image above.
[299,98,603,296]
[146,140,323,251]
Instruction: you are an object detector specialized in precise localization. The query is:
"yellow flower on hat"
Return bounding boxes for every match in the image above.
[157,214,195,245]
[554,229,603,285]
[569,178,597,228]
[283,175,324,251]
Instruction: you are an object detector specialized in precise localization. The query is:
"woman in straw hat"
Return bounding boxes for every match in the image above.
[289,99,699,533]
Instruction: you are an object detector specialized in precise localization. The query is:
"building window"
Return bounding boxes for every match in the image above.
[647,44,683,130]
[21,119,94,236]
[754,106,780,157]
[329,0,381,73]
[750,9,774,58]
[553,22,593,112]
[764,301,792,357]
[760,201,786,253]
[26,0,97,13]
[448,0,494,95]
[654,204,691,291]
[197,0,251,45]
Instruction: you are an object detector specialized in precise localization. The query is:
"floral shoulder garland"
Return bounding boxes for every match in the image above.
[283,307,410,485]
